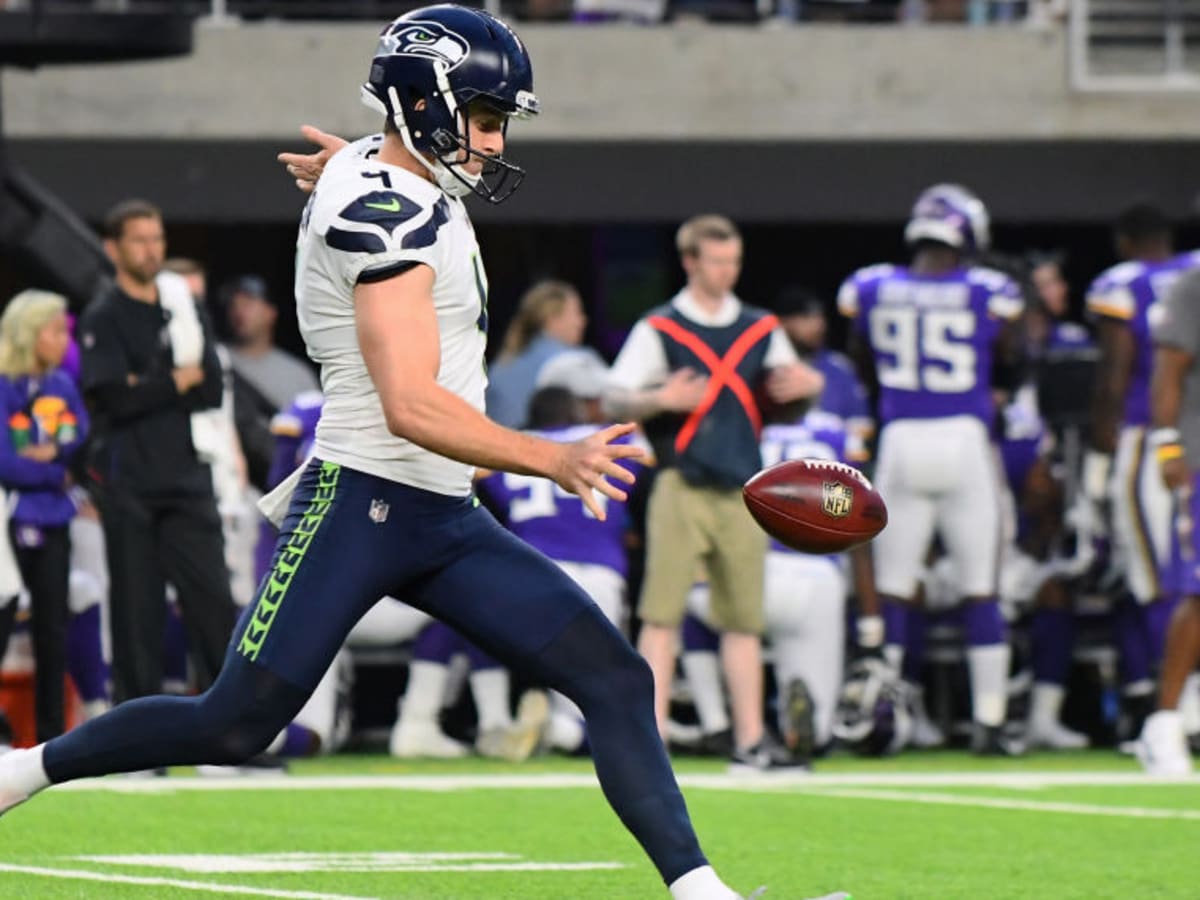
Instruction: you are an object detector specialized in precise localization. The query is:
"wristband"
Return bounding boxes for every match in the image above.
[857,615,885,649]
[1156,443,1186,463]
[1149,428,1183,447]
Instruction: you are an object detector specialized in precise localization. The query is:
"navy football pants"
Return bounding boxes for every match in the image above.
[43,460,707,884]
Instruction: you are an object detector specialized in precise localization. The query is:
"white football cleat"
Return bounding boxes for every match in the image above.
[1026,720,1090,750]
[389,721,470,759]
[1136,711,1193,777]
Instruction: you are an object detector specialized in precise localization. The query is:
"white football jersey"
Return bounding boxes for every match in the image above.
[294,135,489,496]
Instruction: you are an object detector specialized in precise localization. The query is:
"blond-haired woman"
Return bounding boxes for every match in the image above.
[484,280,591,429]
[0,289,88,741]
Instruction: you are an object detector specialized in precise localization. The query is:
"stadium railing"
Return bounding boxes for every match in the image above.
[1069,0,1200,90]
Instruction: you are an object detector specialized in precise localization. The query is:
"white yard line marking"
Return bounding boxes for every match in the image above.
[75,852,625,874]
[810,788,1200,820]
[53,770,1200,794]
[0,863,376,899]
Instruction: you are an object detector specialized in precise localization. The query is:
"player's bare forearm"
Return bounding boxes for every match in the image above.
[1151,345,1192,431]
[389,383,560,476]
[1089,320,1133,453]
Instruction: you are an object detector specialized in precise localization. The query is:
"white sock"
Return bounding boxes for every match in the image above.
[680,651,730,735]
[2,744,49,800]
[1181,674,1200,732]
[668,865,740,900]
[883,643,905,674]
[469,668,513,732]
[967,644,1010,727]
[1029,682,1065,730]
[399,662,449,727]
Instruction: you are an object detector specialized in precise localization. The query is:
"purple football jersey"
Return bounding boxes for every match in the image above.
[479,424,645,576]
[267,390,324,490]
[838,264,1023,427]
[1086,251,1200,427]
[760,411,864,555]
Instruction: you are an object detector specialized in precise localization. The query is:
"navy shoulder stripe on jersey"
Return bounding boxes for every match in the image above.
[401,198,451,251]
[326,227,387,255]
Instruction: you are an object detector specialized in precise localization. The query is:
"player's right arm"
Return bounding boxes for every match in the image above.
[1084,270,1136,501]
[356,268,643,520]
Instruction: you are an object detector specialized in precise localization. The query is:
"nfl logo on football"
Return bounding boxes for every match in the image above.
[821,481,854,519]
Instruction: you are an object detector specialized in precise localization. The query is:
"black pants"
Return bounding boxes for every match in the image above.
[99,488,237,704]
[0,524,71,742]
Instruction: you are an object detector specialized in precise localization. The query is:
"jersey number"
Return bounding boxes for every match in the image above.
[504,473,606,523]
[869,307,977,393]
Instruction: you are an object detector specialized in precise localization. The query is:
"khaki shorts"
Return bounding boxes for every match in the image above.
[638,468,766,634]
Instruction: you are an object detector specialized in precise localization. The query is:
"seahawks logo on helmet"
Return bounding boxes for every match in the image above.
[378,21,470,72]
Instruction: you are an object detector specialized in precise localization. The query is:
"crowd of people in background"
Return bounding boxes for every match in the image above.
[1,185,1198,776]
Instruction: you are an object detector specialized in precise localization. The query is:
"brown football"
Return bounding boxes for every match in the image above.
[743,458,888,554]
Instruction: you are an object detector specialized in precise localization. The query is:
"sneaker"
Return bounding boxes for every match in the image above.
[782,679,816,766]
[390,720,470,759]
[971,724,1024,757]
[1136,711,1193,777]
[728,735,808,774]
[1026,720,1090,750]
[476,690,549,763]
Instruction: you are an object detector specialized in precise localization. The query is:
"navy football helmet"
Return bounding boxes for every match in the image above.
[832,658,913,756]
[904,183,991,255]
[361,4,540,204]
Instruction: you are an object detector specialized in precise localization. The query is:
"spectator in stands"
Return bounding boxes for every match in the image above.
[485,280,593,428]
[605,213,823,771]
[0,290,88,741]
[220,275,318,492]
[80,199,237,704]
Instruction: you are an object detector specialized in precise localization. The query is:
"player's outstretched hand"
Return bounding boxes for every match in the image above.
[277,125,348,194]
[550,423,646,521]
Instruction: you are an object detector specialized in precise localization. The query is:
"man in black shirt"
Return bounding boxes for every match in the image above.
[80,199,237,703]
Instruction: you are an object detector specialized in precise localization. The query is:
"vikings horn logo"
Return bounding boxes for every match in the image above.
[378,21,470,72]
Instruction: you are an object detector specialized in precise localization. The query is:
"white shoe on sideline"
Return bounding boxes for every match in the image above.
[389,721,469,759]
[1136,711,1193,777]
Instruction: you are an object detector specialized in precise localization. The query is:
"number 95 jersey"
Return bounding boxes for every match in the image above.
[294,135,489,496]
[837,264,1023,426]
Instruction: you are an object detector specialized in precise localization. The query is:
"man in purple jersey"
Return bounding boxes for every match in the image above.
[1137,267,1200,775]
[838,183,1025,755]
[1084,204,1200,744]
[480,385,648,754]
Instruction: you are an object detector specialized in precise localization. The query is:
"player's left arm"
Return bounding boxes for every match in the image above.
[356,268,642,520]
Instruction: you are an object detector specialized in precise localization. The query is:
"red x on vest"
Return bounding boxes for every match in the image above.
[648,313,779,455]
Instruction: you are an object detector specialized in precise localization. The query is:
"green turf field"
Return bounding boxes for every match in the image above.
[1,752,1195,899]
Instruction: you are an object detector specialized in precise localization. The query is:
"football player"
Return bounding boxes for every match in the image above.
[838,184,1024,754]
[479,384,649,755]
[1084,204,1200,741]
[1137,266,1200,775]
[0,9,827,898]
